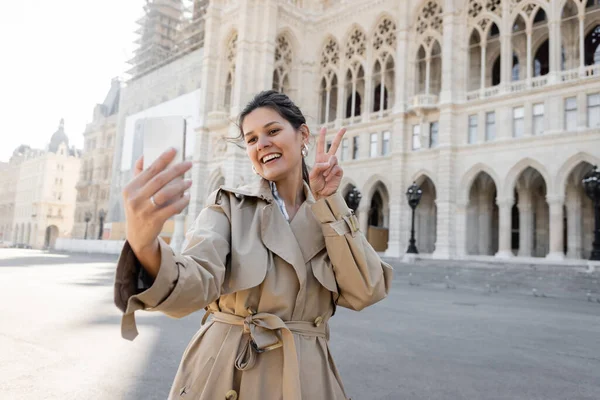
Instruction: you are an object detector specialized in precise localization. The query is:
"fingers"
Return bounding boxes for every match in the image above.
[157,192,191,221]
[137,148,178,186]
[322,155,338,177]
[151,178,193,207]
[316,126,326,155]
[325,165,343,182]
[140,160,193,200]
[327,128,347,156]
[133,156,144,177]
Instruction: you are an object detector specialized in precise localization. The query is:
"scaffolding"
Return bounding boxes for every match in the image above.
[127,0,208,80]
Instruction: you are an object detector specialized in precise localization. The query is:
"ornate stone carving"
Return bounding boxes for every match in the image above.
[345,28,367,60]
[416,1,444,36]
[320,37,340,69]
[373,18,397,51]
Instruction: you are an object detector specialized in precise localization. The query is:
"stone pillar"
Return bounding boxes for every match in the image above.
[496,197,513,258]
[548,19,561,83]
[358,204,370,236]
[455,202,468,257]
[579,15,585,73]
[566,187,583,259]
[546,196,565,260]
[385,118,406,258]
[526,28,532,83]
[500,34,512,87]
[518,191,533,257]
[478,195,492,255]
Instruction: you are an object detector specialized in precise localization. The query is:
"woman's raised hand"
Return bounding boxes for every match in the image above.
[122,148,193,273]
[309,126,347,201]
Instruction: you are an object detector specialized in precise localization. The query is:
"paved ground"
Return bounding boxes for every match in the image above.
[0,248,599,400]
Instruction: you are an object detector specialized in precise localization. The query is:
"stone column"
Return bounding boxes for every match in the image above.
[548,18,561,83]
[358,204,370,237]
[526,28,532,83]
[496,197,513,258]
[500,34,512,88]
[455,202,468,257]
[518,191,533,257]
[546,196,565,260]
[384,118,406,258]
[566,187,583,259]
[478,195,493,255]
[579,15,585,74]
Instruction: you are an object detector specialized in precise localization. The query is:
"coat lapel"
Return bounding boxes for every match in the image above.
[260,202,307,287]
[289,202,325,263]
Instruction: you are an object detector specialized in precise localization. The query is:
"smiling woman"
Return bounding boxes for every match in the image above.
[114,90,392,400]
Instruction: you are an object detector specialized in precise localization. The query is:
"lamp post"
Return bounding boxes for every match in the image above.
[346,187,362,213]
[406,182,423,254]
[582,165,600,261]
[97,209,106,240]
[84,211,92,240]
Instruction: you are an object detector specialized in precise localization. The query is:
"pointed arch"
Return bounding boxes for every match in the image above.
[458,163,502,205]
[555,152,600,193]
[503,157,552,199]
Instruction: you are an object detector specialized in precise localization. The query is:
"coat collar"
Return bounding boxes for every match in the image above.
[219,178,316,206]
[218,178,324,288]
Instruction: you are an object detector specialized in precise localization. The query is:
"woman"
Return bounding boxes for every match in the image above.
[114,90,393,400]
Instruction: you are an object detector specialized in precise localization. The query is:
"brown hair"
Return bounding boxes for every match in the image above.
[237,90,310,187]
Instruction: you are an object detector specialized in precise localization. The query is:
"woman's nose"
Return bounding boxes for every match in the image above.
[257,135,271,151]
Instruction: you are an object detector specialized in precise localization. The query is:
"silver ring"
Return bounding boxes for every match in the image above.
[150,195,158,207]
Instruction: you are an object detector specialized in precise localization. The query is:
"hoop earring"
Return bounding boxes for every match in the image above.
[252,165,258,175]
[301,143,309,158]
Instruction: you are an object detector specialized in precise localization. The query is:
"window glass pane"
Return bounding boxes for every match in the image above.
[485,112,495,141]
[429,121,439,148]
[352,136,359,159]
[326,141,332,152]
[566,111,577,130]
[412,125,421,150]
[381,131,390,155]
[513,106,524,119]
[468,115,477,144]
[533,103,544,116]
[513,107,524,137]
[587,93,600,107]
[341,138,349,161]
[565,97,577,110]
[370,133,378,157]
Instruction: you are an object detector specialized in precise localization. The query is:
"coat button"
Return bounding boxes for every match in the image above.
[225,389,238,400]
[247,307,256,315]
[314,316,323,327]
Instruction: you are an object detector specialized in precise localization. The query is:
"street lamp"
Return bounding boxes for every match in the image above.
[97,209,106,240]
[84,211,92,240]
[405,182,423,254]
[346,187,362,212]
[582,165,600,261]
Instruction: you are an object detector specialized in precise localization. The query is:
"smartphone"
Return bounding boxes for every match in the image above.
[141,116,187,170]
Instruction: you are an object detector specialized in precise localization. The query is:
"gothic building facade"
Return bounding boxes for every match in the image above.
[109,0,600,261]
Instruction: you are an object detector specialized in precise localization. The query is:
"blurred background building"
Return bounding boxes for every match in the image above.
[107,0,600,261]
[71,79,121,241]
[2,121,81,248]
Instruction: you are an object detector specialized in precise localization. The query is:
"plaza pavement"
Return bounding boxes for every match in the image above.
[0,248,598,400]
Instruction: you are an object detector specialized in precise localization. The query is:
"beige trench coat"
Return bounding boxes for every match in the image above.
[114,178,393,400]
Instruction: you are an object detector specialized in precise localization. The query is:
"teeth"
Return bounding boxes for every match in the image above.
[262,154,281,163]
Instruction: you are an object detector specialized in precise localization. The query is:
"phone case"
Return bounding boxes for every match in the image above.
[141,116,187,169]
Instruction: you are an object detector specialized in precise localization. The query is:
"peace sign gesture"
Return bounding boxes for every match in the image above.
[309,126,347,201]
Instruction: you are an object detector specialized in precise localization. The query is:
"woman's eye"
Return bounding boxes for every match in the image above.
[247,137,257,144]
[269,129,280,135]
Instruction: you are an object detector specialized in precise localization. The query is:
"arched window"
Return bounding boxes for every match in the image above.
[371,17,396,112]
[318,37,340,124]
[273,34,293,93]
[223,32,237,110]
[534,40,549,76]
[344,66,365,118]
[512,53,520,81]
[585,25,600,65]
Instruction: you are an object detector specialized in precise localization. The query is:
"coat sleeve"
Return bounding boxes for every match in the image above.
[113,190,231,340]
[311,191,393,311]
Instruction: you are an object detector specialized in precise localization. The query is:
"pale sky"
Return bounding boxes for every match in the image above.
[0,0,145,162]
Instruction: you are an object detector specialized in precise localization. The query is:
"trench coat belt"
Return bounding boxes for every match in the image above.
[210,311,328,400]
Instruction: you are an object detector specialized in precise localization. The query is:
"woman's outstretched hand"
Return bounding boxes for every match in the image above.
[309,126,347,201]
[122,148,193,276]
